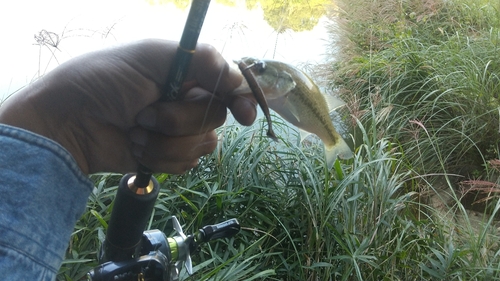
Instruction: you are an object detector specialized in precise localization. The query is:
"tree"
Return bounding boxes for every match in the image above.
[145,0,190,10]
[145,0,332,32]
[259,0,331,32]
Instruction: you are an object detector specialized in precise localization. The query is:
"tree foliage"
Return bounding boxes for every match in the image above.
[258,0,331,32]
[145,0,190,9]
[145,0,331,32]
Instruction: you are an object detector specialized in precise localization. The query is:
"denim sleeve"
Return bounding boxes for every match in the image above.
[0,124,93,280]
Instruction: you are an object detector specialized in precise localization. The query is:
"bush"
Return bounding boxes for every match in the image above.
[329,0,500,178]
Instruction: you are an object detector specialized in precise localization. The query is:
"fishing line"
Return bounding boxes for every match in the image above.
[195,11,245,149]
[196,62,224,136]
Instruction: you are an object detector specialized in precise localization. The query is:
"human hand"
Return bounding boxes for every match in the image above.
[0,39,257,175]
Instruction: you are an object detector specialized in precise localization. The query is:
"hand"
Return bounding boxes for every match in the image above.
[0,39,257,174]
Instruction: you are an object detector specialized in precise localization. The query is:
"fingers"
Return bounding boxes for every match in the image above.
[131,88,223,174]
[188,44,258,125]
[130,128,218,174]
[125,40,259,173]
[122,39,257,127]
[188,43,243,95]
[119,39,242,96]
[226,91,257,126]
[136,88,227,135]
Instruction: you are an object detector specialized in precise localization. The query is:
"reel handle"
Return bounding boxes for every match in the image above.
[198,218,241,243]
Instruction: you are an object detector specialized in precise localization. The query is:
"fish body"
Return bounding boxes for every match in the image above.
[239,57,353,168]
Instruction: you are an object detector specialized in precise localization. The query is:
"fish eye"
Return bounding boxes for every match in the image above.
[256,60,266,73]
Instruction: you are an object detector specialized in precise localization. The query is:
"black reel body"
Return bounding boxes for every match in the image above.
[88,217,240,281]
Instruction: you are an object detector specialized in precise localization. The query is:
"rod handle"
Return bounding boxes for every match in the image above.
[100,173,160,262]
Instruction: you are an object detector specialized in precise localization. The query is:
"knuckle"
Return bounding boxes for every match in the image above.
[197,43,218,57]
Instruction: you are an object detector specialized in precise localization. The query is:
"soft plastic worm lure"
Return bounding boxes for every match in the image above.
[237,59,278,141]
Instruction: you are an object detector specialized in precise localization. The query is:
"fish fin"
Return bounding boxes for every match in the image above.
[284,96,301,122]
[324,95,346,112]
[282,71,297,93]
[267,97,300,126]
[299,129,311,142]
[325,137,354,169]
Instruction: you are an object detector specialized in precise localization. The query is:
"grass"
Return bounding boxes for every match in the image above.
[59,116,418,280]
[56,0,500,280]
[61,115,500,280]
[326,0,500,279]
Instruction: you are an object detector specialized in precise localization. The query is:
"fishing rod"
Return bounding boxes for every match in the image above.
[134,0,212,188]
[88,1,241,279]
[100,0,211,260]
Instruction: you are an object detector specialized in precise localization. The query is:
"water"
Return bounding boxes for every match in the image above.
[0,0,331,101]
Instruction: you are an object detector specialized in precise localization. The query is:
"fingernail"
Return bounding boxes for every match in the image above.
[137,107,157,128]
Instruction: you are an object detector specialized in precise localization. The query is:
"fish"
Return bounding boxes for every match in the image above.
[234,57,353,168]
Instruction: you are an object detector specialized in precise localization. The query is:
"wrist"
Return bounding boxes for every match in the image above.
[0,83,90,174]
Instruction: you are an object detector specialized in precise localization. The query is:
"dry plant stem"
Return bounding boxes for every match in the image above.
[237,61,278,141]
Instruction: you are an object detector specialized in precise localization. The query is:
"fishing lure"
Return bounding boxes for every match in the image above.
[236,59,279,141]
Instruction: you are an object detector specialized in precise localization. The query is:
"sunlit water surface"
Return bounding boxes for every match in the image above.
[1,0,331,101]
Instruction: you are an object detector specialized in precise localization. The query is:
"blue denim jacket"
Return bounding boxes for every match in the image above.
[0,124,92,280]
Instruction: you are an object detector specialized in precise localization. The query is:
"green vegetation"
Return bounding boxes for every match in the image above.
[330,0,500,179]
[60,119,419,281]
[59,0,500,280]
[256,0,331,32]
[146,0,331,32]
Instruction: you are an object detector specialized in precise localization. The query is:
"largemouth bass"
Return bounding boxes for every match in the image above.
[235,57,353,168]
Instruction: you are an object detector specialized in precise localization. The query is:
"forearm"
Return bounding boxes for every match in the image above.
[0,124,92,280]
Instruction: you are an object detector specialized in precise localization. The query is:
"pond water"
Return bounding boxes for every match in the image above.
[0,0,332,101]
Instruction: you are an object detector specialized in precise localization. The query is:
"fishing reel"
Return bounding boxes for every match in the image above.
[88,216,240,281]
[86,174,240,281]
